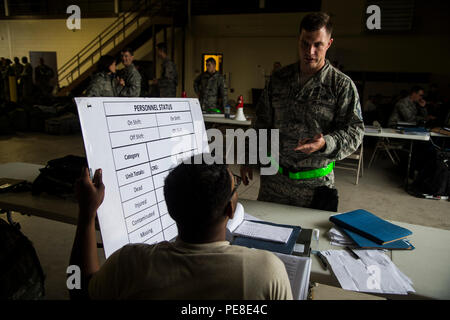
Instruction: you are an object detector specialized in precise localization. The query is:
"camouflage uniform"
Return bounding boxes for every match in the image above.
[387,96,427,127]
[13,63,24,79]
[158,58,178,97]
[20,63,33,99]
[117,64,141,97]
[35,63,54,94]
[194,71,227,110]
[254,60,364,209]
[85,71,119,97]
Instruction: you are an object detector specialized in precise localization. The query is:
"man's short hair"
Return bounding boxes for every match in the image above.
[21,57,28,63]
[411,86,424,94]
[163,154,232,231]
[299,12,333,36]
[206,58,216,65]
[121,47,134,56]
[156,42,167,54]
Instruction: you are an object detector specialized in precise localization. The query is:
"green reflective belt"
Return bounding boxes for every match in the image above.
[270,156,335,180]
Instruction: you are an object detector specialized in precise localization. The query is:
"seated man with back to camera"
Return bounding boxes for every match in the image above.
[387,86,435,127]
[69,154,292,300]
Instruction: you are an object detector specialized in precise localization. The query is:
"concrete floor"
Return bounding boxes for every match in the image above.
[0,132,449,299]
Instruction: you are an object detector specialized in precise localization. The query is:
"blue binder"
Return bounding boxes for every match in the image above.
[340,227,415,250]
[329,209,412,245]
[232,220,301,255]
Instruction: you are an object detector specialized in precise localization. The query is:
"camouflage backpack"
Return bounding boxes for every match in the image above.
[0,218,45,299]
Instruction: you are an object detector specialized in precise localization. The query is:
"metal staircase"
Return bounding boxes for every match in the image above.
[56,0,173,96]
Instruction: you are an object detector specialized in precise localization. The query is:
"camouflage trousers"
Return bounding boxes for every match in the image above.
[257,170,337,210]
[159,86,177,98]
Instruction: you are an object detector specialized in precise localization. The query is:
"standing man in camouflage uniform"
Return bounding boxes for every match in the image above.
[12,57,24,81]
[20,57,33,102]
[13,57,24,100]
[151,42,178,97]
[117,48,141,97]
[0,58,6,101]
[387,86,431,127]
[194,57,227,111]
[240,13,364,212]
[20,57,33,100]
[35,58,54,96]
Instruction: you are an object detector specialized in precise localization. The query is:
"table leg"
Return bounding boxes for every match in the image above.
[405,140,413,190]
[2,209,21,229]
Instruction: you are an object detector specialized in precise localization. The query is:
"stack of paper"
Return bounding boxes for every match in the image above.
[227,203,293,243]
[328,227,356,247]
[329,225,414,250]
[321,249,415,295]
[329,209,414,250]
[400,127,430,136]
[365,125,381,133]
[234,221,293,243]
[273,252,312,300]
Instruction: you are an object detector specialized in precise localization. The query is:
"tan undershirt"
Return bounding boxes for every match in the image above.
[88,239,293,300]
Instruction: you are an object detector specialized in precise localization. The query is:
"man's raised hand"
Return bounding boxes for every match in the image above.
[75,168,105,223]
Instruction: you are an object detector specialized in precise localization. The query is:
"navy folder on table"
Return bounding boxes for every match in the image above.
[329,209,412,245]
[232,220,301,255]
[340,227,415,250]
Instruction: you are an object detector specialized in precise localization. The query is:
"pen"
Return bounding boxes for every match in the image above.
[346,246,360,260]
[312,250,328,270]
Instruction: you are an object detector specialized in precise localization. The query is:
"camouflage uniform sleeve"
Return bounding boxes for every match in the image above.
[118,69,141,97]
[396,99,417,123]
[158,61,177,88]
[193,74,201,96]
[85,76,102,97]
[320,79,364,161]
[219,74,227,108]
[254,78,273,130]
[22,65,32,77]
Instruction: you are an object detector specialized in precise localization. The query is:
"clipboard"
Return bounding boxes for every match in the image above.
[292,228,312,257]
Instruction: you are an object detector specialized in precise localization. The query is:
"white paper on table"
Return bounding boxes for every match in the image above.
[226,202,245,233]
[328,227,355,246]
[330,241,351,247]
[75,97,209,258]
[243,212,263,222]
[273,252,312,300]
[234,220,293,243]
[321,249,415,295]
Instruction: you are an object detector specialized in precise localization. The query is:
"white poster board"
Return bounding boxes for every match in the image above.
[75,97,209,258]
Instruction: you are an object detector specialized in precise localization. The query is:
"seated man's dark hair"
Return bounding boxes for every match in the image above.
[97,55,116,73]
[299,12,333,36]
[156,42,167,54]
[164,154,232,234]
[206,58,216,65]
[411,86,424,94]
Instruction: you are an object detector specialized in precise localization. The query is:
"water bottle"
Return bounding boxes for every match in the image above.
[224,104,231,118]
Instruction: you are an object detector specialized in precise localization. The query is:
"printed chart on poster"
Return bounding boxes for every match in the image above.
[75,97,209,258]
